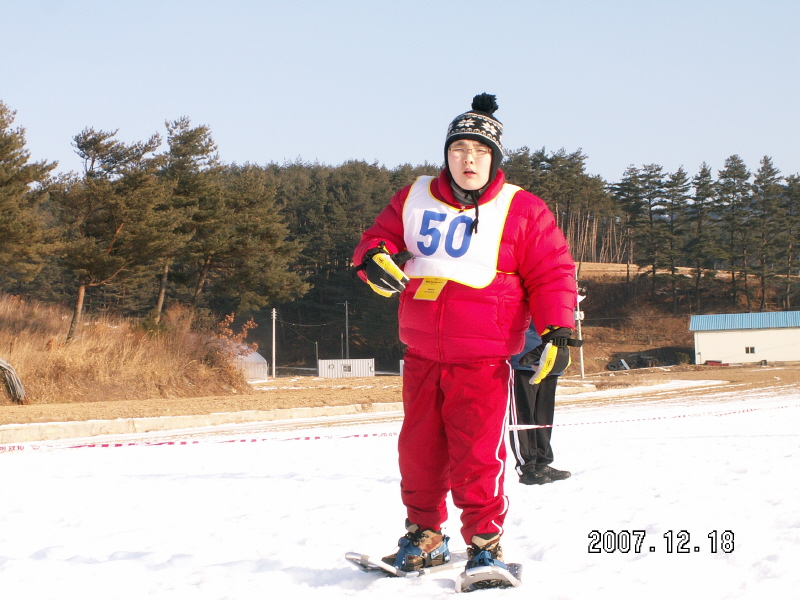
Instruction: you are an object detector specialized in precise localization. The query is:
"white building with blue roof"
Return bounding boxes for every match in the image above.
[689,311,800,365]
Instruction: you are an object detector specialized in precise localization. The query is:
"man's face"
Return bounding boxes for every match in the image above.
[447,140,492,191]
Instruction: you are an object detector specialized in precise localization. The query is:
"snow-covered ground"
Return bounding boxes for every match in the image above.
[1,379,799,600]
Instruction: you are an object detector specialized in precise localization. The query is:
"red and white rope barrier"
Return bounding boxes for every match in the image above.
[0,430,401,453]
[508,401,799,430]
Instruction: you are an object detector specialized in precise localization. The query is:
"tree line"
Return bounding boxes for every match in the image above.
[504,147,800,314]
[2,101,799,367]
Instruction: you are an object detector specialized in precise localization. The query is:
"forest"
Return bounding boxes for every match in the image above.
[2,100,799,371]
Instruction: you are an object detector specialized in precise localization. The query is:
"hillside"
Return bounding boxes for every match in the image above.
[0,263,740,412]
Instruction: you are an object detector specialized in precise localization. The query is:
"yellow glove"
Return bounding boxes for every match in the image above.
[519,327,583,384]
[360,243,413,297]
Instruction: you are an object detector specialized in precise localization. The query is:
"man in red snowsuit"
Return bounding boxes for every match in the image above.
[353,94,576,583]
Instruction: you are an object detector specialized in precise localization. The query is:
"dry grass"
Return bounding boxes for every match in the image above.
[0,296,249,406]
[616,309,693,348]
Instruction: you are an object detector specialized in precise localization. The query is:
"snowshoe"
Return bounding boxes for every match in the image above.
[455,534,522,592]
[345,550,466,578]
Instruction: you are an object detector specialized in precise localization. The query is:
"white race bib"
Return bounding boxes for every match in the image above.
[402,177,518,288]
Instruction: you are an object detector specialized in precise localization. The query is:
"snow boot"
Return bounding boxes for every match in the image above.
[535,464,571,481]
[382,520,450,572]
[519,470,552,485]
[456,533,520,591]
[467,533,504,565]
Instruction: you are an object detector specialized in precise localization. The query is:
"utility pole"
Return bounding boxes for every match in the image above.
[339,300,350,359]
[345,300,349,359]
[575,264,586,379]
[271,308,277,379]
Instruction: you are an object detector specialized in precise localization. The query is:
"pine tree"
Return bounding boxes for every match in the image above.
[780,174,800,308]
[685,163,719,311]
[151,117,218,321]
[50,128,174,340]
[638,164,669,300]
[505,147,613,263]
[500,146,535,192]
[203,165,308,313]
[716,155,752,309]
[663,167,691,312]
[0,101,57,286]
[183,163,308,313]
[609,166,644,284]
[611,164,669,296]
[750,156,784,309]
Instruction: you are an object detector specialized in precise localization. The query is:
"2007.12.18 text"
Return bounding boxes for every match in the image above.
[588,530,734,554]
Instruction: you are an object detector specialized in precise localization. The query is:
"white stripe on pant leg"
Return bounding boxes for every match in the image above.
[493,361,513,497]
[507,365,527,476]
[484,361,512,536]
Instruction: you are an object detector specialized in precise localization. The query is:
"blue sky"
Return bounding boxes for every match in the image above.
[2,0,798,183]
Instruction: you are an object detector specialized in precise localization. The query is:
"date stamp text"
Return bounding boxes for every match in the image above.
[588,530,734,554]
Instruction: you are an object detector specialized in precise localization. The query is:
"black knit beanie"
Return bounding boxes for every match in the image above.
[444,93,504,184]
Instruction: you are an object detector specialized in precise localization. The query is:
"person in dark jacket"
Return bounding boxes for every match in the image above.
[509,323,573,485]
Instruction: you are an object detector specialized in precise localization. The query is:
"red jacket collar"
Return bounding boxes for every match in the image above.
[432,168,507,208]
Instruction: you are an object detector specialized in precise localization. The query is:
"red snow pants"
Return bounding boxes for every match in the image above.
[399,353,512,545]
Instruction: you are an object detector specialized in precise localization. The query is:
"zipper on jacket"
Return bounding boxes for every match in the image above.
[436,283,448,362]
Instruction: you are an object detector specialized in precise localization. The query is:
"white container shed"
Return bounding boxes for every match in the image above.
[689,311,800,365]
[318,358,375,378]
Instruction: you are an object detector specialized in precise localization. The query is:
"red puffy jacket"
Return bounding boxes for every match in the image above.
[354,169,576,363]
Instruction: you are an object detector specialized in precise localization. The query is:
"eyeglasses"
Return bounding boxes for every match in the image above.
[448,146,491,159]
